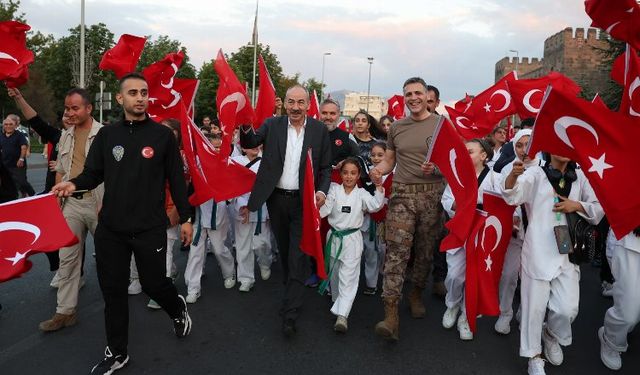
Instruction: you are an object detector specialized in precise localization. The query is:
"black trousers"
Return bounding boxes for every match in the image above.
[95,224,181,356]
[8,166,35,196]
[266,192,310,321]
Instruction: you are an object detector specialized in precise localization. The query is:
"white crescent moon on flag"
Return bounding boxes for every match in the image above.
[523,89,542,113]
[455,116,472,130]
[220,92,247,114]
[553,116,600,149]
[392,101,399,109]
[161,88,182,109]
[160,63,179,89]
[606,21,621,34]
[628,77,640,117]
[0,221,41,245]
[490,89,511,112]
[448,148,464,188]
[0,52,19,64]
[481,216,502,253]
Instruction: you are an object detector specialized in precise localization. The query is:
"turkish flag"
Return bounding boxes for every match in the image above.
[148,78,200,123]
[585,0,640,51]
[179,102,256,205]
[300,149,327,279]
[143,51,185,108]
[592,93,609,111]
[445,105,485,139]
[466,72,517,128]
[99,34,146,79]
[426,117,478,251]
[254,54,276,128]
[0,21,34,87]
[610,44,640,117]
[0,194,78,282]
[528,87,640,239]
[454,94,474,113]
[507,71,581,119]
[387,95,405,120]
[464,192,515,332]
[370,172,394,223]
[307,89,320,120]
[337,118,350,132]
[214,49,255,156]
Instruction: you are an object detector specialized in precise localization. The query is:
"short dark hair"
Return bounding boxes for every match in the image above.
[426,85,440,100]
[520,118,535,128]
[371,141,387,153]
[320,98,341,111]
[119,72,147,90]
[340,157,362,175]
[403,77,428,92]
[467,138,494,164]
[65,87,92,106]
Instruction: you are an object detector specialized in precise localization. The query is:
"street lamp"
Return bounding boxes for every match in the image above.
[320,52,331,100]
[79,0,85,88]
[366,57,374,112]
[509,49,519,77]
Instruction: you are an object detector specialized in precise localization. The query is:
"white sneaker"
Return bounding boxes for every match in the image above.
[334,315,348,333]
[442,306,460,329]
[494,314,511,335]
[457,314,473,341]
[542,328,563,366]
[50,272,61,288]
[224,277,236,289]
[127,279,142,295]
[601,281,614,298]
[239,282,253,292]
[528,357,546,375]
[598,326,622,370]
[260,267,271,281]
[185,292,200,304]
[147,299,161,310]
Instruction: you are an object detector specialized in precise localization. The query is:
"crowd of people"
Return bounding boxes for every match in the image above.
[0,74,638,375]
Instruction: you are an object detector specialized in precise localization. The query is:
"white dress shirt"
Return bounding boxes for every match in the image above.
[276,117,306,190]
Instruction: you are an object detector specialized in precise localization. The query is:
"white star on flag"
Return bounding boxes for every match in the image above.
[483,103,491,112]
[484,255,493,271]
[588,153,613,179]
[5,251,28,266]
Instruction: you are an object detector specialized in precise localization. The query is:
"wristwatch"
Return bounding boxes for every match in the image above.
[19,158,25,161]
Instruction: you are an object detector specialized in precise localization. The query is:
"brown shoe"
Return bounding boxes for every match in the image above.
[39,313,77,332]
[375,297,399,341]
[432,281,447,299]
[408,286,426,318]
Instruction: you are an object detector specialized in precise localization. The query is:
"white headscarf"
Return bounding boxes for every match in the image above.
[511,128,533,153]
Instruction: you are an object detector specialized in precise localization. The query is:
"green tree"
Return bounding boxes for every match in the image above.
[595,38,625,111]
[303,77,324,99]
[194,60,219,124]
[228,43,284,99]
[277,73,301,98]
[0,0,24,22]
[137,35,196,79]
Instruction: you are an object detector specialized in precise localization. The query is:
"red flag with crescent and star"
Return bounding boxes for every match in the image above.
[507,72,581,120]
[0,194,78,282]
[387,95,405,120]
[0,20,34,88]
[464,192,515,332]
[99,34,146,79]
[465,71,517,130]
[610,44,640,118]
[307,89,321,120]
[528,86,640,239]
[148,77,200,123]
[143,51,185,109]
[300,149,327,279]
[585,0,640,51]
[426,117,478,251]
[254,54,276,128]
[445,105,485,140]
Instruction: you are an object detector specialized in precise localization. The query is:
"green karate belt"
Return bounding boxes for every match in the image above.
[318,226,360,295]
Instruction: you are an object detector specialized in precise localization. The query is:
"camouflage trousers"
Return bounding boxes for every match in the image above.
[381,181,445,299]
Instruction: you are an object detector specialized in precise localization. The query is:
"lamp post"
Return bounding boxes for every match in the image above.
[366,57,374,112]
[509,49,519,77]
[79,0,85,88]
[320,52,331,100]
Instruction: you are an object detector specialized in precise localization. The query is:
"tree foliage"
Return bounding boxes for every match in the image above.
[137,35,196,79]
[0,0,24,22]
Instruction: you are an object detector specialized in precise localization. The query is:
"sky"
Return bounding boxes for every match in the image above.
[19,0,593,106]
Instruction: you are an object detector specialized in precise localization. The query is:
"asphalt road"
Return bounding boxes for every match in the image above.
[0,157,637,374]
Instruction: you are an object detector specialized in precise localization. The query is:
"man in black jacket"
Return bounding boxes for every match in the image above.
[52,72,193,375]
[240,84,332,337]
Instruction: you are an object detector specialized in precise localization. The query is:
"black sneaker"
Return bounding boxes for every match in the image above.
[363,286,377,296]
[173,295,192,338]
[90,347,129,375]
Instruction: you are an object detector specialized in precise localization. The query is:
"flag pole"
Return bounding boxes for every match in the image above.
[251,0,259,107]
[79,0,86,88]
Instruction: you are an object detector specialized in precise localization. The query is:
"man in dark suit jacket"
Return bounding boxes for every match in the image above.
[240,85,331,337]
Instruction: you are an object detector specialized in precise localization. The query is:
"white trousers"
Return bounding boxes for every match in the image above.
[498,237,522,318]
[235,220,272,284]
[329,231,363,318]
[519,266,580,358]
[362,227,384,289]
[184,221,235,294]
[602,240,640,352]
[445,247,466,311]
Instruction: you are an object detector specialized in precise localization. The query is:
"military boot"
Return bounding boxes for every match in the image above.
[408,286,426,318]
[375,297,399,341]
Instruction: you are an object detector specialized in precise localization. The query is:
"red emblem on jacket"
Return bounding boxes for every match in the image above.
[141,146,155,159]
[335,139,343,146]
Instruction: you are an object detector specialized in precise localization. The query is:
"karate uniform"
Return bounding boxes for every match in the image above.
[441,168,500,312]
[601,229,640,353]
[231,155,272,285]
[319,183,384,318]
[501,166,603,358]
[184,199,235,295]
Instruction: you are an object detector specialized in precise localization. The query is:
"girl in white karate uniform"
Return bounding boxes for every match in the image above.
[231,146,272,292]
[441,138,499,341]
[501,154,604,375]
[598,227,640,371]
[319,158,384,333]
[184,199,235,303]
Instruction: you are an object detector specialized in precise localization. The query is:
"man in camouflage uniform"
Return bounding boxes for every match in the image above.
[369,77,445,341]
